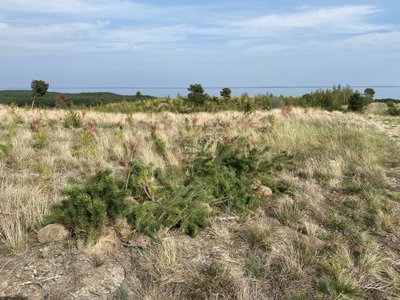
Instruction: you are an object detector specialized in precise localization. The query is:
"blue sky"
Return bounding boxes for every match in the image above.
[1,0,399,92]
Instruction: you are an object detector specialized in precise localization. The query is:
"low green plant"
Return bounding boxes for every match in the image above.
[326,213,349,234]
[348,92,371,112]
[318,248,362,299]
[33,154,52,182]
[113,286,129,300]
[125,157,154,201]
[246,256,265,279]
[10,105,24,124]
[63,110,83,128]
[184,262,239,300]
[386,102,400,116]
[153,136,167,159]
[128,181,214,237]
[46,169,130,244]
[72,130,96,156]
[127,138,292,238]
[0,134,13,158]
[238,225,273,251]
[32,129,49,150]
[274,201,302,225]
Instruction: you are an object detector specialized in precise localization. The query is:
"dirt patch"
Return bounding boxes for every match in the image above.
[0,234,128,299]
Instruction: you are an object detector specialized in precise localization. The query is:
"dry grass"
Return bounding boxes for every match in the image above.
[1,105,400,299]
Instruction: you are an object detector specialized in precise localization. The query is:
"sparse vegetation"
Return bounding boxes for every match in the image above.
[0,104,399,299]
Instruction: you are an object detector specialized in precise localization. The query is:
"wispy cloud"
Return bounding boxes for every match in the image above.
[0,2,397,55]
[0,0,96,13]
[235,6,386,34]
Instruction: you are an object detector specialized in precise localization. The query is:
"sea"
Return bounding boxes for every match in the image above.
[2,86,400,99]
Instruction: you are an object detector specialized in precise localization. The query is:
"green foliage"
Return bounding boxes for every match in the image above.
[128,182,213,237]
[220,87,232,100]
[49,135,290,240]
[246,256,265,279]
[238,225,273,251]
[274,201,302,225]
[32,129,49,150]
[364,88,375,99]
[72,130,97,156]
[326,213,348,234]
[153,137,167,159]
[187,84,208,106]
[113,286,129,300]
[33,154,52,181]
[0,132,13,159]
[0,90,153,108]
[184,262,239,300]
[318,249,362,299]
[348,92,371,112]
[46,170,130,243]
[127,138,291,238]
[125,157,154,202]
[183,139,266,213]
[31,80,49,109]
[386,101,400,116]
[63,110,83,128]
[286,85,354,111]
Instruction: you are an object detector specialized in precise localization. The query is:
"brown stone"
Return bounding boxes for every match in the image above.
[253,180,273,197]
[37,224,69,244]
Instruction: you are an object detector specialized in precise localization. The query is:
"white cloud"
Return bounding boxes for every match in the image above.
[235,6,387,35]
[334,31,400,50]
[0,4,397,55]
[0,0,96,13]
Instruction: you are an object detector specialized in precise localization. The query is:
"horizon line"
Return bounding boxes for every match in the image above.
[1,85,400,90]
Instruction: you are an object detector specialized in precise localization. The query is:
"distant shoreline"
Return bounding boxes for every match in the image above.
[1,85,400,99]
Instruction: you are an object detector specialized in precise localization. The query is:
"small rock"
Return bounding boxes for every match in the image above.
[114,218,132,239]
[133,234,151,249]
[37,224,69,244]
[39,246,50,258]
[253,180,273,197]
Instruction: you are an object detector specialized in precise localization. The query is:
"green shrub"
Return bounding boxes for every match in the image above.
[63,110,83,128]
[72,130,97,156]
[386,102,400,116]
[126,157,154,202]
[113,286,129,300]
[246,256,265,279]
[32,129,49,150]
[154,136,167,159]
[348,92,371,112]
[48,136,291,241]
[128,138,292,238]
[128,182,214,237]
[0,134,13,158]
[46,169,130,243]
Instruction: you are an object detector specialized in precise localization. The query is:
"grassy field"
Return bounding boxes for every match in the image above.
[0,104,400,299]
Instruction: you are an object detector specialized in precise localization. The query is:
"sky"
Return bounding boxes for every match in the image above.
[0,0,399,93]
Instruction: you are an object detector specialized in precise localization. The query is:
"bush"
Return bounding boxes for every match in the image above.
[32,129,49,150]
[126,157,154,202]
[63,110,83,128]
[46,170,130,244]
[348,92,371,112]
[48,138,292,240]
[128,138,292,237]
[386,102,400,116]
[187,84,208,106]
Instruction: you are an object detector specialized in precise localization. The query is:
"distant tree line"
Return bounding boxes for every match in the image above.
[0,80,391,113]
